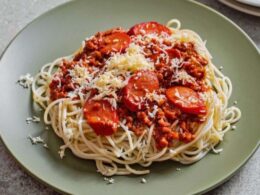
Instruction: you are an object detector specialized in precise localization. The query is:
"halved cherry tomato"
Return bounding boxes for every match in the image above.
[122,71,159,112]
[128,21,172,36]
[100,32,131,54]
[166,86,206,115]
[83,100,119,136]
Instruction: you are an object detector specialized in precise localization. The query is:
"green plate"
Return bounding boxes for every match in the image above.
[0,0,259,194]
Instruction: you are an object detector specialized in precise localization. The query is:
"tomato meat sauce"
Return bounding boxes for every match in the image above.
[49,21,209,147]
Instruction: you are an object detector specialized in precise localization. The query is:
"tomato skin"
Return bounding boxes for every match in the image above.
[122,87,141,112]
[122,70,159,112]
[166,86,206,115]
[128,21,172,36]
[83,100,119,136]
[100,32,131,54]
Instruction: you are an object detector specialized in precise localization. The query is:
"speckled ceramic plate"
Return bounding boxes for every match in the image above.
[0,0,259,194]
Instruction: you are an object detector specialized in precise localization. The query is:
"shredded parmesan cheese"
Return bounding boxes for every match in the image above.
[140,178,147,184]
[148,105,159,118]
[104,177,115,184]
[146,92,166,103]
[43,143,49,149]
[17,73,34,88]
[26,116,40,124]
[106,43,153,72]
[58,148,65,159]
[69,64,93,85]
[28,135,44,144]
[172,70,196,84]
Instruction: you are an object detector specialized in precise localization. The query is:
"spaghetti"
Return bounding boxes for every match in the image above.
[32,19,241,176]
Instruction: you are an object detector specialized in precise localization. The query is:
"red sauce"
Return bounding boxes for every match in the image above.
[49,21,209,149]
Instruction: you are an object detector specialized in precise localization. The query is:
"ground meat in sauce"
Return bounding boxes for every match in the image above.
[49,23,209,149]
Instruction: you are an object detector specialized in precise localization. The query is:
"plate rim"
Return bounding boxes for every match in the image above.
[236,0,260,8]
[0,0,259,194]
[218,0,260,17]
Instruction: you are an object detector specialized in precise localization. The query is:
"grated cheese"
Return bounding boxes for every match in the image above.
[148,105,159,118]
[94,71,125,90]
[140,178,147,184]
[26,116,40,124]
[58,148,65,159]
[43,143,49,149]
[172,70,196,84]
[106,43,153,72]
[17,73,34,88]
[104,177,115,184]
[68,64,93,85]
[28,135,44,145]
[145,92,166,103]
[170,58,182,69]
